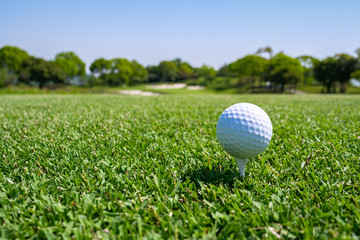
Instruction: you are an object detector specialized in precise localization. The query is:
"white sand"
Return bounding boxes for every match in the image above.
[187,86,205,90]
[146,83,186,89]
[118,90,160,96]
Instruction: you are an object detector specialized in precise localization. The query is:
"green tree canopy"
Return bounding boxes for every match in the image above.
[351,70,360,80]
[178,62,193,80]
[54,52,85,80]
[256,46,273,58]
[229,55,267,79]
[147,65,160,82]
[90,58,112,75]
[111,58,133,86]
[168,59,194,80]
[90,58,148,86]
[159,61,178,82]
[355,48,360,59]
[314,54,358,93]
[131,60,148,84]
[297,55,319,85]
[297,55,319,69]
[89,58,112,86]
[333,54,358,93]
[0,46,30,73]
[194,65,216,81]
[229,55,267,89]
[264,53,303,92]
[313,57,337,93]
[0,69,16,88]
[19,57,66,89]
[217,65,228,76]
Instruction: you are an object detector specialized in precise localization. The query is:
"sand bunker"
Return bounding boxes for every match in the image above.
[146,83,186,89]
[118,90,160,96]
[187,86,205,90]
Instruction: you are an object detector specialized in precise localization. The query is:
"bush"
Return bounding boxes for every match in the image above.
[0,70,5,88]
[86,76,104,87]
[211,77,230,90]
[186,77,207,86]
[0,69,16,88]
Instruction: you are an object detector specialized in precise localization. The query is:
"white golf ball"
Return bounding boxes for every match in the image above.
[216,103,272,159]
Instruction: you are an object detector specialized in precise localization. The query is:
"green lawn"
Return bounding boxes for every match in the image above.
[297,85,360,94]
[0,85,111,95]
[0,94,360,239]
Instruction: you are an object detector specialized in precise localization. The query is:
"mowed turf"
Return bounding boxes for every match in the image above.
[0,94,359,239]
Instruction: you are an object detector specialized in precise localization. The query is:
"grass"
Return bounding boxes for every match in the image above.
[2,83,360,95]
[0,94,360,239]
[297,85,360,94]
[0,85,214,95]
[0,85,111,95]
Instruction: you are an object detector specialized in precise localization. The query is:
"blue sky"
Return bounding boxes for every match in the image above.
[1,0,359,70]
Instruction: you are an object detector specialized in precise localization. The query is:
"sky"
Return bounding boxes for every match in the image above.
[1,0,359,70]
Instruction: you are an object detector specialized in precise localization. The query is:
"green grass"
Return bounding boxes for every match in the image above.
[0,85,214,95]
[298,85,360,94]
[2,84,360,95]
[0,85,111,95]
[0,94,360,239]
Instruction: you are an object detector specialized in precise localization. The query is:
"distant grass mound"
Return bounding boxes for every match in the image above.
[0,94,359,238]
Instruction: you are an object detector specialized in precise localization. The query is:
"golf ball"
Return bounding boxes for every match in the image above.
[216,103,272,159]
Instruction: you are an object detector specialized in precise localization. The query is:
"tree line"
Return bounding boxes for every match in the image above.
[0,45,359,93]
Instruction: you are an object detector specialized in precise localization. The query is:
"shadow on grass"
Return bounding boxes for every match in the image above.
[182,165,241,187]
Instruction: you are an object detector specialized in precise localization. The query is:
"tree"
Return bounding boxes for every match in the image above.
[256,46,273,58]
[351,70,360,80]
[0,69,5,88]
[0,68,15,88]
[264,53,303,92]
[313,57,337,93]
[217,64,230,77]
[333,54,358,93]
[147,65,160,82]
[89,58,112,85]
[314,54,358,94]
[355,48,360,59]
[159,61,178,82]
[90,58,148,86]
[90,58,112,75]
[130,60,148,84]
[194,65,216,81]
[297,55,319,85]
[0,46,30,74]
[86,75,104,87]
[0,69,6,88]
[229,55,267,89]
[54,52,85,83]
[178,62,193,80]
[19,57,66,88]
[168,59,194,81]
[110,58,133,86]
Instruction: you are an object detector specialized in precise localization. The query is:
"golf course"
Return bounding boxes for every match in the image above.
[2,0,360,238]
[1,93,359,239]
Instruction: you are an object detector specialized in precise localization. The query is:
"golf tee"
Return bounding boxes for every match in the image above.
[235,158,248,177]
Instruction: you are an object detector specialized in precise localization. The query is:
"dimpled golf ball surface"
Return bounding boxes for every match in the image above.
[216,103,272,159]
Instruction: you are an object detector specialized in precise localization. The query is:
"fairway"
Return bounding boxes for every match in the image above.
[1,94,360,239]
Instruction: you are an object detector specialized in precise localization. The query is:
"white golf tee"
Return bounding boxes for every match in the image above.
[235,158,248,177]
